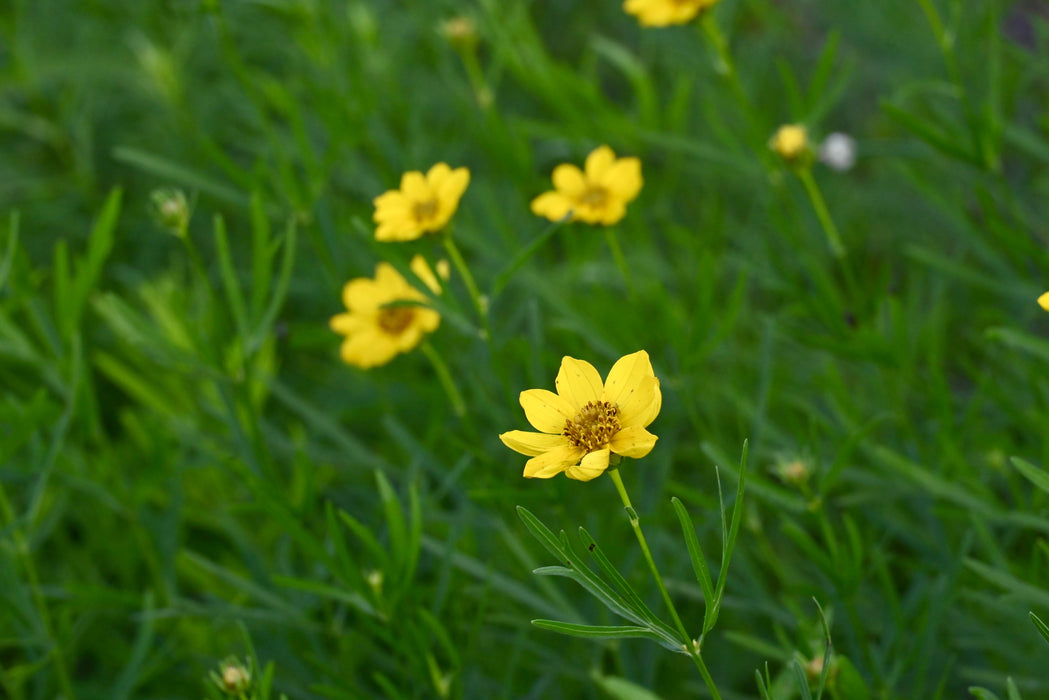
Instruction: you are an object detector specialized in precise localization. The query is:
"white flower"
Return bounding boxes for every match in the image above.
[818,132,857,172]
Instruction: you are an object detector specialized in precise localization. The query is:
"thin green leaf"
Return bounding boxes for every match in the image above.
[1011,457,1049,496]
[1030,612,1049,646]
[531,620,677,649]
[670,496,715,614]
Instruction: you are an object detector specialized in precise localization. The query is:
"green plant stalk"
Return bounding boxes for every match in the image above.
[796,168,845,258]
[440,231,490,341]
[607,469,722,700]
[421,340,466,419]
[0,484,76,700]
[699,13,752,122]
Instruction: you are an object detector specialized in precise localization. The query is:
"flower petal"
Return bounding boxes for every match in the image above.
[609,425,658,459]
[524,444,584,479]
[584,145,616,178]
[500,430,568,457]
[565,448,610,481]
[555,356,602,409]
[399,171,429,199]
[434,165,470,204]
[531,191,574,221]
[339,330,398,369]
[551,163,586,198]
[343,278,386,312]
[600,157,642,202]
[329,311,369,336]
[520,389,575,433]
[618,376,661,428]
[602,350,656,409]
[409,255,442,295]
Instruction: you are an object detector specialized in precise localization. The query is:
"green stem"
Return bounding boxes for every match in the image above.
[0,484,76,699]
[796,168,846,258]
[441,232,490,341]
[603,228,633,297]
[607,469,722,699]
[421,340,466,419]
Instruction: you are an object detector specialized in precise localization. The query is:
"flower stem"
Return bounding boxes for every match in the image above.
[441,232,490,341]
[603,228,633,297]
[796,167,846,258]
[421,340,466,419]
[607,469,722,700]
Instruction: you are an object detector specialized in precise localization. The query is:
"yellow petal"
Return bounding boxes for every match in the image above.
[520,389,575,433]
[601,157,642,202]
[596,200,628,226]
[609,426,658,459]
[343,278,385,312]
[434,165,470,204]
[565,448,610,481]
[584,145,616,177]
[523,444,583,479]
[400,171,429,199]
[555,356,602,409]
[340,331,398,369]
[409,255,442,295]
[1039,291,1049,312]
[531,191,574,221]
[500,430,568,457]
[551,163,586,197]
[602,350,656,409]
[329,311,369,335]
[373,191,412,220]
[616,376,661,428]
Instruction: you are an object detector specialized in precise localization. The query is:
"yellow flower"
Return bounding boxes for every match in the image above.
[623,0,720,27]
[500,350,661,482]
[330,256,441,368]
[373,163,470,241]
[1039,291,1049,312]
[531,145,642,226]
[769,124,810,161]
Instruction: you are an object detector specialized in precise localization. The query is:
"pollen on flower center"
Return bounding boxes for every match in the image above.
[378,305,416,335]
[562,401,621,452]
[412,198,439,222]
[578,186,609,208]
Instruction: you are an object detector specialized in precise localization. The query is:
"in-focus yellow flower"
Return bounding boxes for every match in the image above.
[623,0,720,27]
[1039,291,1049,312]
[330,256,441,368]
[373,163,470,241]
[531,145,642,226]
[500,350,661,482]
[769,124,810,161]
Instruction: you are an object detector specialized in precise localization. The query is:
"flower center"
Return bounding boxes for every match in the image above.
[577,185,609,209]
[412,198,439,223]
[562,401,620,452]
[378,305,416,335]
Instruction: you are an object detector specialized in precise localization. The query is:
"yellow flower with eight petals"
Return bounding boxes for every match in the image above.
[623,0,720,27]
[373,163,470,241]
[330,256,442,368]
[500,350,661,482]
[1039,291,1049,312]
[531,145,642,226]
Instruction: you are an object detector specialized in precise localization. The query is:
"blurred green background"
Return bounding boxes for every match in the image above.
[3,0,1049,698]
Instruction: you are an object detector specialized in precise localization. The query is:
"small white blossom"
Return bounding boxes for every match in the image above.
[818,132,857,172]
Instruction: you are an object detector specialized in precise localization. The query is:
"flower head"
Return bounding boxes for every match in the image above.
[373,163,470,241]
[1039,291,1049,312]
[818,132,857,172]
[330,256,441,368]
[531,145,642,226]
[209,657,252,695]
[769,124,810,162]
[623,0,720,27]
[500,350,661,482]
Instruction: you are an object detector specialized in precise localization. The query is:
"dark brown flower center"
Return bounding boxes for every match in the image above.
[562,400,620,452]
[412,198,439,222]
[577,185,609,208]
[378,305,416,335]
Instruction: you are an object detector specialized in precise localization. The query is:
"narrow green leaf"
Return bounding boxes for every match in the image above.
[671,496,715,612]
[1030,612,1049,646]
[0,211,19,292]
[110,591,155,700]
[249,192,272,322]
[517,506,572,566]
[270,575,378,618]
[709,439,748,632]
[1011,457,1049,496]
[790,658,814,700]
[531,620,673,647]
[247,218,297,355]
[113,146,249,206]
[375,471,407,579]
[213,214,249,342]
[591,671,667,700]
[68,188,121,335]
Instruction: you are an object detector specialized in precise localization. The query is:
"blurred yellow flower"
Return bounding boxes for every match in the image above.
[623,0,720,27]
[531,145,642,226]
[769,124,810,161]
[373,163,470,241]
[500,350,661,482]
[1039,291,1049,312]
[330,256,441,368]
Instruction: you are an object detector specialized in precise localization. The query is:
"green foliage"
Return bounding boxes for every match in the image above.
[3,0,1049,698]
